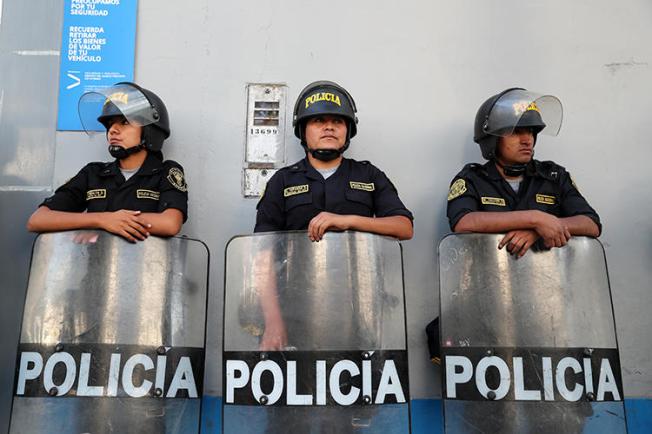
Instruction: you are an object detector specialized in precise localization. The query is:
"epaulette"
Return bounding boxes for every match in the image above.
[534,160,565,181]
[459,162,486,176]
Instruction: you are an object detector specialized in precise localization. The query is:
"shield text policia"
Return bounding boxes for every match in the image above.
[439,234,627,433]
[223,231,410,433]
[10,231,209,433]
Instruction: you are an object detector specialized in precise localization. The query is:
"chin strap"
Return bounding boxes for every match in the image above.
[495,159,528,177]
[108,141,147,160]
[309,147,346,162]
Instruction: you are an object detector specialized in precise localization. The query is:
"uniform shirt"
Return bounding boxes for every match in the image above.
[255,157,413,232]
[40,153,188,221]
[446,159,601,233]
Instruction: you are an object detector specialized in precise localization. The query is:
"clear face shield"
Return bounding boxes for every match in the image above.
[484,89,563,138]
[78,84,159,135]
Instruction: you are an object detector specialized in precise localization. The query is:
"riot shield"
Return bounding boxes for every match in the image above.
[9,231,209,434]
[439,234,627,433]
[223,231,410,433]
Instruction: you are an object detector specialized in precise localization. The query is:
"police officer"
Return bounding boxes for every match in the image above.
[447,87,601,256]
[253,80,412,433]
[254,80,413,241]
[27,82,188,242]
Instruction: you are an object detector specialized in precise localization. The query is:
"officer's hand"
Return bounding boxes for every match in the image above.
[99,210,151,243]
[259,318,288,351]
[72,231,99,244]
[498,230,540,257]
[532,211,571,248]
[308,212,350,242]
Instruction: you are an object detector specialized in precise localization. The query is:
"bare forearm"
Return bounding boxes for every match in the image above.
[454,211,539,233]
[348,215,413,240]
[561,215,600,237]
[27,207,101,233]
[254,249,283,322]
[140,209,183,237]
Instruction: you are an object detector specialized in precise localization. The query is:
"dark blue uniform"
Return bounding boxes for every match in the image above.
[255,157,413,232]
[446,159,601,233]
[40,153,188,221]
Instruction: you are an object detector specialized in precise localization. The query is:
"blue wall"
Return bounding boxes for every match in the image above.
[202,396,651,433]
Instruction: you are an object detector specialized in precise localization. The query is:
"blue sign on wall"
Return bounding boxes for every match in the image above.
[57,0,138,131]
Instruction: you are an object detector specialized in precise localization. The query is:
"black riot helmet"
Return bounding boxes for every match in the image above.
[474,87,563,161]
[79,82,170,152]
[292,80,358,161]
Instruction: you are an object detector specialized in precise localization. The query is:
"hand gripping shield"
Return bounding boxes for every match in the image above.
[438,234,627,433]
[223,231,410,433]
[10,231,209,434]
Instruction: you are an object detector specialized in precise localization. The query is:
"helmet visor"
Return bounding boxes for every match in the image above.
[485,90,563,137]
[78,84,159,135]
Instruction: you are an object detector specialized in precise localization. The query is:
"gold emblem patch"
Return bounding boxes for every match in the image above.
[86,189,106,200]
[137,189,160,200]
[481,197,506,206]
[513,101,540,116]
[105,92,129,106]
[447,179,467,201]
[349,181,375,192]
[167,168,187,192]
[535,194,556,205]
[284,184,309,197]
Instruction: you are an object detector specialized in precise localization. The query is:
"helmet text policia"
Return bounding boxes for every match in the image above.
[292,80,358,161]
[79,82,170,153]
[473,87,563,161]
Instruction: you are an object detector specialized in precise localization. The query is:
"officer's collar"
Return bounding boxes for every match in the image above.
[100,153,164,177]
[484,161,503,181]
[486,159,540,180]
[296,156,348,180]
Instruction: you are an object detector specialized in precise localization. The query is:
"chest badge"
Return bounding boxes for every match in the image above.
[284,184,309,197]
[349,181,375,192]
[137,189,160,200]
[86,189,107,201]
[448,179,467,201]
[481,197,506,206]
[167,167,188,192]
[535,194,556,205]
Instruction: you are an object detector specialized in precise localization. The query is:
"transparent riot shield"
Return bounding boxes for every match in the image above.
[223,231,410,433]
[9,231,209,434]
[439,234,627,434]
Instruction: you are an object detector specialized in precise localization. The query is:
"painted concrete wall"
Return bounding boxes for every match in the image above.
[1,1,651,430]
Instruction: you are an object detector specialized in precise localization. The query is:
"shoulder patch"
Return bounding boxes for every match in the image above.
[349,181,375,192]
[448,179,467,201]
[167,167,188,192]
[284,184,309,197]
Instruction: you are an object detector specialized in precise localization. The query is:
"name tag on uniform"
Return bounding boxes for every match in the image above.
[481,197,506,206]
[284,184,309,197]
[536,194,556,205]
[86,189,106,200]
[137,189,160,200]
[349,181,375,192]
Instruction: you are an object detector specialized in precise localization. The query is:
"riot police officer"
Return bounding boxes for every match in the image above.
[27,82,188,242]
[254,80,413,241]
[447,88,601,256]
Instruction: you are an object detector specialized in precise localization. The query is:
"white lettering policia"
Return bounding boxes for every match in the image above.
[16,350,198,398]
[446,354,621,402]
[226,357,406,406]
